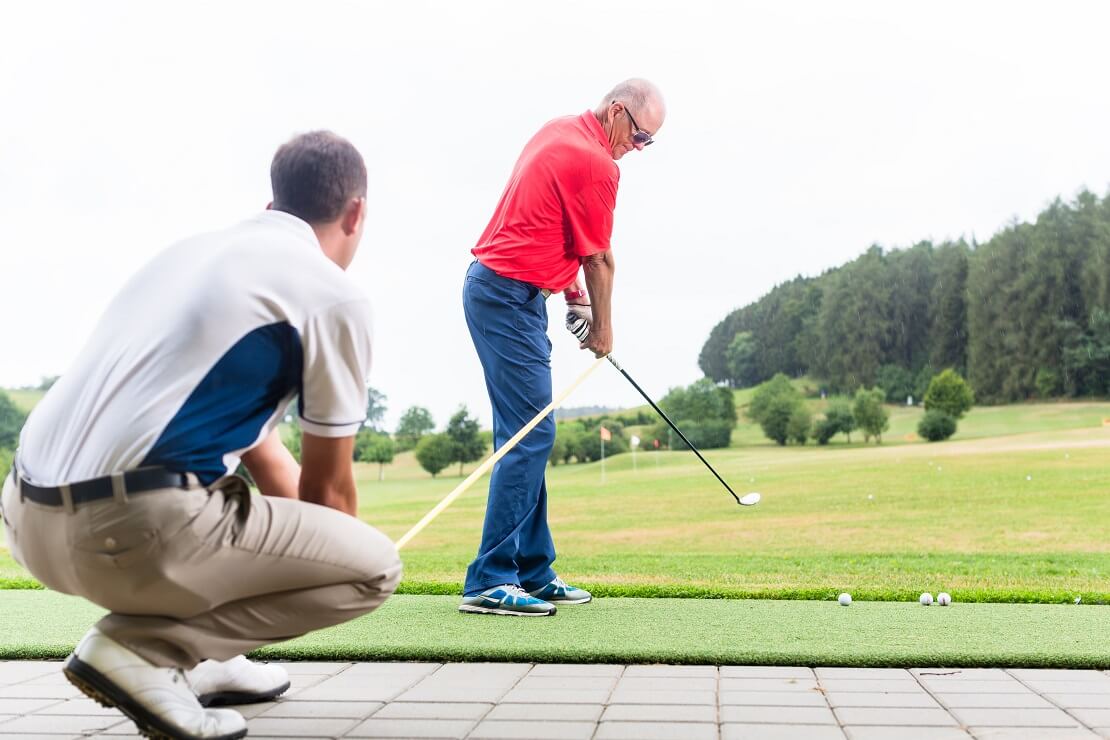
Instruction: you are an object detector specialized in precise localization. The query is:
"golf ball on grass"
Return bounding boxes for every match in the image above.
[937,592,951,606]
[838,593,852,606]
[919,592,933,606]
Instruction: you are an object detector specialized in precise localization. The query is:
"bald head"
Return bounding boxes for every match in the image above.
[594,78,666,161]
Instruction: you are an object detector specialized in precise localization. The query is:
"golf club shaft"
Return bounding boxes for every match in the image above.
[607,355,741,505]
[394,355,607,550]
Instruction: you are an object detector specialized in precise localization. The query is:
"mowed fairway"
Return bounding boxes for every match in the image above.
[1,402,1108,602]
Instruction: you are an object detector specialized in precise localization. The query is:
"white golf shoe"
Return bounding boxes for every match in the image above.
[187,655,291,706]
[63,628,247,740]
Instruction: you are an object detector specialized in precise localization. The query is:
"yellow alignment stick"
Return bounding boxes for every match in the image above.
[395,355,606,550]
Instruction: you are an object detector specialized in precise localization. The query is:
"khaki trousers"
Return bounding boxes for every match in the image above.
[0,473,401,668]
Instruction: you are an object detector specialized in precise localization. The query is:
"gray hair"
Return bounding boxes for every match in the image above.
[596,78,664,117]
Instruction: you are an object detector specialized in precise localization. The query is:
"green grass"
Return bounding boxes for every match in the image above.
[0,591,1106,667]
[2,401,1108,604]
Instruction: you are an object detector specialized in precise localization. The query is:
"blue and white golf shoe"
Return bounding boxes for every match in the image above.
[527,576,593,604]
[459,585,556,616]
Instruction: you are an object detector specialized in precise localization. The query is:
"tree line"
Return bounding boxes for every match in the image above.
[286,391,491,479]
[699,189,1110,403]
[550,378,736,464]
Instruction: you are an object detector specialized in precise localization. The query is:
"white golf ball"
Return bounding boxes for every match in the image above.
[1026,475,1032,481]
[937,592,951,606]
[919,592,933,606]
[838,593,852,606]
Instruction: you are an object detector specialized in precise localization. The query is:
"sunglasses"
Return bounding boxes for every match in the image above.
[623,106,654,146]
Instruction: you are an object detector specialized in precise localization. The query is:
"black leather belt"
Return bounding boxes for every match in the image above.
[18,467,191,508]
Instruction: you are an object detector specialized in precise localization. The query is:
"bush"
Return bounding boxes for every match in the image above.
[414,433,454,478]
[852,386,890,444]
[824,399,857,442]
[876,365,915,403]
[786,406,811,445]
[918,410,957,442]
[658,419,733,450]
[613,409,654,427]
[548,433,567,465]
[576,421,628,462]
[556,425,584,463]
[659,378,737,426]
[748,373,798,423]
[811,418,837,445]
[759,395,800,446]
[924,369,975,419]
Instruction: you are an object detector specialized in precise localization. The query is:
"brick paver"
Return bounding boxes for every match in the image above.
[0,662,1107,738]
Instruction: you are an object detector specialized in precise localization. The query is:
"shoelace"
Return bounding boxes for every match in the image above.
[500,585,534,600]
[551,577,569,589]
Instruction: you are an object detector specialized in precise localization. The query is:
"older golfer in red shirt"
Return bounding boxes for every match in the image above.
[460,79,665,616]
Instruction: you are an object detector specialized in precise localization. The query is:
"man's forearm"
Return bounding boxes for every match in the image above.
[299,480,358,516]
[241,428,301,499]
[581,251,615,328]
[298,431,359,516]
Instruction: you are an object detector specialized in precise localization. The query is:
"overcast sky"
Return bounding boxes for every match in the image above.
[3,1,1109,430]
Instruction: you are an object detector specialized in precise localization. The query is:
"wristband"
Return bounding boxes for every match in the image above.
[564,289,587,301]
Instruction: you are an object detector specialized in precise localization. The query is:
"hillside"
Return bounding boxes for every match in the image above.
[700,190,1110,403]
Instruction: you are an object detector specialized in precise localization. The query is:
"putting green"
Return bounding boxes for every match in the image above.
[2,591,1106,668]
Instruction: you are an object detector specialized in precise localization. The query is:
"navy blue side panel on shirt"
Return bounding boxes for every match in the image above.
[143,322,303,484]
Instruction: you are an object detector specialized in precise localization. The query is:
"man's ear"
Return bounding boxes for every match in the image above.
[341,197,365,236]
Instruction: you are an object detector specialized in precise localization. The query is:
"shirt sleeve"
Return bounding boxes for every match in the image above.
[298,299,373,438]
[567,176,618,258]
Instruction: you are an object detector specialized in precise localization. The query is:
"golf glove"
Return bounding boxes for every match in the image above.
[566,303,593,342]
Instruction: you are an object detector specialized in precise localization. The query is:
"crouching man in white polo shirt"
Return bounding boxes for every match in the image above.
[0,131,401,740]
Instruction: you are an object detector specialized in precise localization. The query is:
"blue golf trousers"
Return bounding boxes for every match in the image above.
[462,261,558,596]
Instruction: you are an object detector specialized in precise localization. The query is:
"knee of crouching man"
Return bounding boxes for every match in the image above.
[380,543,403,597]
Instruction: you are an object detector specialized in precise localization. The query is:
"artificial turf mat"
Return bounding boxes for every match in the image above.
[1,591,1107,668]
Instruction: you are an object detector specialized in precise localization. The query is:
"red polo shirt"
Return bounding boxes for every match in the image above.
[472,111,619,292]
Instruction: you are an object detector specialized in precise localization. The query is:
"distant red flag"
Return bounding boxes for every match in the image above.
[599,426,612,442]
[653,438,660,449]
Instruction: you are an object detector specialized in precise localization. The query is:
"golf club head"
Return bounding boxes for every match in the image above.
[738,492,761,506]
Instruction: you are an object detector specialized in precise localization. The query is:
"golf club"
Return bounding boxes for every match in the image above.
[608,353,760,508]
[394,355,607,550]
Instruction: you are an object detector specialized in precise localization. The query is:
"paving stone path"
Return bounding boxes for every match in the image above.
[0,661,1107,739]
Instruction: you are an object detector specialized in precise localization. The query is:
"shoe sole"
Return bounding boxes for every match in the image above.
[458,604,556,616]
[198,680,291,707]
[63,655,247,740]
[539,594,593,604]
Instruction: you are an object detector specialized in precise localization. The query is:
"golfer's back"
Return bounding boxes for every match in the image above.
[18,210,372,487]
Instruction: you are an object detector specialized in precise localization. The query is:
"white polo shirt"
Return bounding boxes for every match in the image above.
[17,210,373,486]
